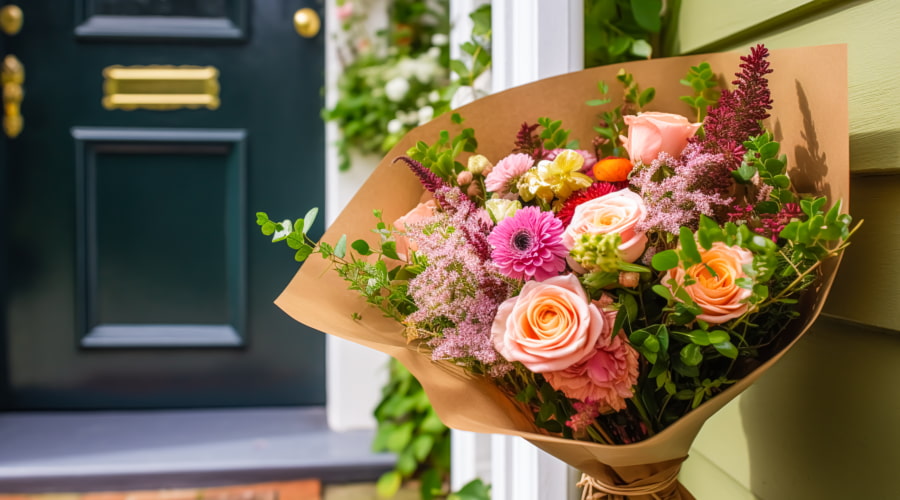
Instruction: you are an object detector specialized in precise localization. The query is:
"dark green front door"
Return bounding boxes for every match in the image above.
[2,0,326,409]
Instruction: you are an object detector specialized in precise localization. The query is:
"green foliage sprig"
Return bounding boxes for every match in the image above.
[407,113,478,182]
[588,70,655,158]
[679,62,721,122]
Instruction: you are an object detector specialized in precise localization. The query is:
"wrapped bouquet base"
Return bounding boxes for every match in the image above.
[276,45,848,499]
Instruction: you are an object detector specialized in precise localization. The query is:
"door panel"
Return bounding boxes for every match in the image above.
[75,0,247,40]
[3,0,326,409]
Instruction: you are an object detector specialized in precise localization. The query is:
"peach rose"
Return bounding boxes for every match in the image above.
[666,242,754,324]
[621,112,701,165]
[561,189,648,263]
[543,310,639,411]
[491,274,607,373]
[393,199,438,260]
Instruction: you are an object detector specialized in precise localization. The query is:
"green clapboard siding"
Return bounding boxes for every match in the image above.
[676,0,900,498]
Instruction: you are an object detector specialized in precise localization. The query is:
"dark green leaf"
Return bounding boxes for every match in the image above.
[630,0,662,32]
[382,241,400,260]
[351,239,372,255]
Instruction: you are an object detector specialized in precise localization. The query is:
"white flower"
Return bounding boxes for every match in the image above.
[431,33,449,46]
[418,106,434,125]
[398,110,418,125]
[428,90,441,103]
[412,58,439,83]
[427,46,441,59]
[387,119,403,134]
[385,77,410,102]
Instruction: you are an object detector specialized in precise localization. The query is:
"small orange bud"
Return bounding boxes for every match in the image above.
[593,156,634,182]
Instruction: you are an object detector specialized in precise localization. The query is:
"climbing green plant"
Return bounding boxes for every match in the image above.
[373,360,490,500]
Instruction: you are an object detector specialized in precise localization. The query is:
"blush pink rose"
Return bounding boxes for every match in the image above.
[544,310,639,411]
[491,274,606,373]
[621,112,701,165]
[393,199,438,260]
[561,189,648,263]
[666,242,754,324]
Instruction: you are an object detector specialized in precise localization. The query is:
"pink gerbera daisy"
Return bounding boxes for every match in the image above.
[484,153,534,197]
[488,206,568,281]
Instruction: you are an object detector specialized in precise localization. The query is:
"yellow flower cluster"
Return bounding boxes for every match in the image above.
[517,150,593,204]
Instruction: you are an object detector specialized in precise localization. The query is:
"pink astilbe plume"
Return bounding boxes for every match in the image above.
[396,156,493,261]
[630,146,734,234]
[405,209,515,367]
[696,44,773,170]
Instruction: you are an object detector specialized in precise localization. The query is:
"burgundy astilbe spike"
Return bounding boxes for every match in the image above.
[393,156,449,194]
[697,44,774,170]
[513,121,545,160]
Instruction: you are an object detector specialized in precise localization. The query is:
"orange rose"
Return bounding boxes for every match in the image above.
[621,112,701,165]
[491,274,608,373]
[666,242,754,324]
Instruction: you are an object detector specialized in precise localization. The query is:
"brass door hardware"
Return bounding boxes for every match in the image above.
[0,4,22,36]
[293,8,320,38]
[2,54,23,138]
[102,65,220,111]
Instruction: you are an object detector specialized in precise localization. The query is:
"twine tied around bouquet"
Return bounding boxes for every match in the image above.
[577,466,681,500]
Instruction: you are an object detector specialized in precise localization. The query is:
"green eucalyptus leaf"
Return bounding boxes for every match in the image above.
[334,234,347,259]
[302,207,318,235]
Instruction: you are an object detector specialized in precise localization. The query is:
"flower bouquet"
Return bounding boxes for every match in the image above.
[268,45,854,499]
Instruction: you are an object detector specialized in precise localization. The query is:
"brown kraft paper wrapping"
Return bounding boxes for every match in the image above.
[276,45,848,499]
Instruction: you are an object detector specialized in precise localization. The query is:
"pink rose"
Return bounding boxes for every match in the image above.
[393,199,438,260]
[492,274,606,373]
[544,310,639,411]
[666,242,754,324]
[621,112,701,165]
[561,189,648,263]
